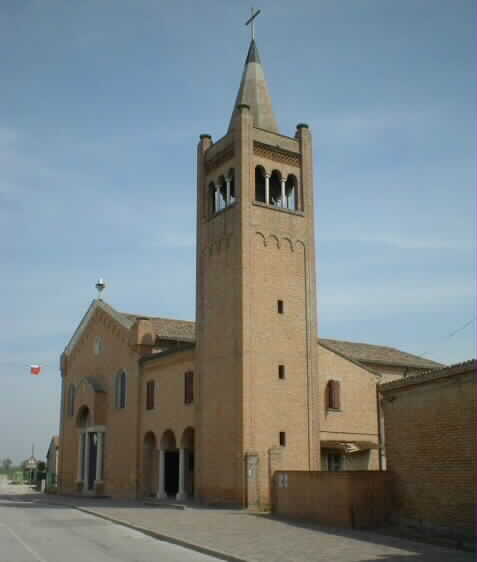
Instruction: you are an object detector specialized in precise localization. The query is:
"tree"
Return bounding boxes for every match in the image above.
[1,458,13,472]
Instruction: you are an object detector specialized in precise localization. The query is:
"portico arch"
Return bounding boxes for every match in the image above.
[75,405,105,495]
[158,430,178,499]
[179,427,195,499]
[76,405,90,428]
[143,432,157,497]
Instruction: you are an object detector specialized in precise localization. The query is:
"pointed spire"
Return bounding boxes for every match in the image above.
[228,39,279,133]
[245,39,261,64]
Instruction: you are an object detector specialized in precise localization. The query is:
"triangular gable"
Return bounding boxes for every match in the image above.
[63,299,134,356]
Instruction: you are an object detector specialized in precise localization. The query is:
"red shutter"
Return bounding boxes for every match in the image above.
[326,380,340,410]
[334,381,341,410]
[184,372,194,404]
[146,381,154,410]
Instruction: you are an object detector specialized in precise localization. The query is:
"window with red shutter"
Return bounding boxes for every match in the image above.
[327,380,341,410]
[333,381,340,404]
[146,380,155,410]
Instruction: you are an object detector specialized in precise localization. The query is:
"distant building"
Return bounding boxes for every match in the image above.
[23,454,38,482]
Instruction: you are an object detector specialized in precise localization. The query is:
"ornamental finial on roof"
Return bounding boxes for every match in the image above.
[245,8,261,41]
[96,278,106,299]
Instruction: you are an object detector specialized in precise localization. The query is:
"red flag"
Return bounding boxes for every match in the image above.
[30,365,41,376]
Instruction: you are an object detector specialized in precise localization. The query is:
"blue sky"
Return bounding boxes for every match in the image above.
[0,0,475,463]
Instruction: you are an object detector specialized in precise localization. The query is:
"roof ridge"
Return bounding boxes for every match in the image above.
[406,358,476,378]
[120,312,195,323]
[318,337,443,368]
[320,337,409,353]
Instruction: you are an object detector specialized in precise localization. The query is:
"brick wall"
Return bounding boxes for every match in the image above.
[273,470,393,528]
[381,363,475,539]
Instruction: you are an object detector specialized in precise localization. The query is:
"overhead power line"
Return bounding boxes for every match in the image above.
[419,317,476,358]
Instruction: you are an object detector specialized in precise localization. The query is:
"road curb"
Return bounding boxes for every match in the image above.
[72,505,251,562]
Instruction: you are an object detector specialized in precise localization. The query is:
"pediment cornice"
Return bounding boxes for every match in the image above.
[64,299,134,357]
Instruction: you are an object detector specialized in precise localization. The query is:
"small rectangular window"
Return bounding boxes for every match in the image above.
[278,365,285,379]
[279,431,286,447]
[277,300,284,314]
[184,371,194,404]
[146,380,155,410]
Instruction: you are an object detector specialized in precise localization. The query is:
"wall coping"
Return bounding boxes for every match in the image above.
[380,359,475,392]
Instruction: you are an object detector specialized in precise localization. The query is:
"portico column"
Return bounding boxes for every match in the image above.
[225,177,231,206]
[77,431,85,481]
[265,174,270,205]
[176,448,186,501]
[280,178,287,208]
[95,432,103,482]
[83,431,90,493]
[214,185,219,212]
[157,449,167,499]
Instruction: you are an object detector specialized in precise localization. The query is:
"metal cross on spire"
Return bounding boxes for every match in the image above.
[245,8,261,41]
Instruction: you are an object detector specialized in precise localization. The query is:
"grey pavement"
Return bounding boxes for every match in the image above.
[0,489,219,562]
[1,486,473,562]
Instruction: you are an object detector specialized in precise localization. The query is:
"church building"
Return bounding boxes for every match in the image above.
[57,38,441,508]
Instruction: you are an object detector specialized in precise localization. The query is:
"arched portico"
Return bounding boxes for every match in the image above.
[157,428,195,501]
[143,432,157,497]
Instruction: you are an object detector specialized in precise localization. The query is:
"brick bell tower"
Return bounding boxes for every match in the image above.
[195,38,320,508]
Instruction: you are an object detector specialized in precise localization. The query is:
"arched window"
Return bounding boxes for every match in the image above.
[255,166,266,203]
[269,170,282,207]
[146,380,155,410]
[217,176,226,212]
[115,370,127,409]
[286,174,297,210]
[227,169,235,205]
[208,182,216,215]
[326,380,341,410]
[67,384,75,416]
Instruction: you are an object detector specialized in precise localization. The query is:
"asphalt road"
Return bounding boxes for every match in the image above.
[0,485,219,562]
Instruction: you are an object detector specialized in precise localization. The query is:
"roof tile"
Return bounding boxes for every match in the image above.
[319,338,443,369]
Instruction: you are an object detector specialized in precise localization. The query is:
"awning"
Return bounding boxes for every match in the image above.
[320,440,379,454]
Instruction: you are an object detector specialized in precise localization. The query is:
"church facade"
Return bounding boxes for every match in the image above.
[57,40,441,508]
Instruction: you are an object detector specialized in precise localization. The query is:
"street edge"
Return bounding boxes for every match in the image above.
[72,505,251,562]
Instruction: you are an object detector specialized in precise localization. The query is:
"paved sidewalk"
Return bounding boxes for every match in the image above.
[5,491,474,562]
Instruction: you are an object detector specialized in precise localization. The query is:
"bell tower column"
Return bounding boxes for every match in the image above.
[195,38,320,509]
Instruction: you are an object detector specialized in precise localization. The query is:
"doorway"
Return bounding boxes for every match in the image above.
[87,432,97,490]
[164,451,179,497]
[143,432,158,497]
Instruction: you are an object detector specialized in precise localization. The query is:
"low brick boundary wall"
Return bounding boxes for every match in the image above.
[273,470,393,529]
